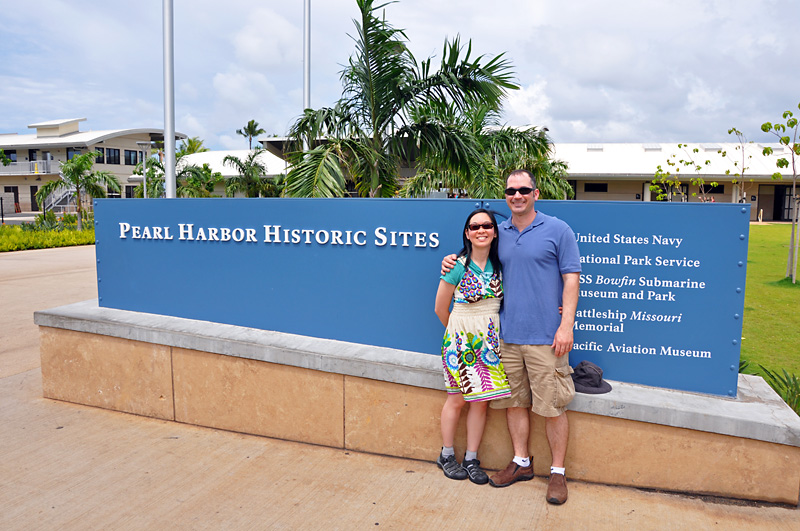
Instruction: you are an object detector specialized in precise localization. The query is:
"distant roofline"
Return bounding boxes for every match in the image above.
[0,128,187,150]
[28,118,87,129]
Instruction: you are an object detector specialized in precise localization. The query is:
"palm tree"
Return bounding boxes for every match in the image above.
[133,157,224,198]
[132,158,166,198]
[283,0,517,198]
[177,136,210,157]
[177,163,224,198]
[400,101,572,199]
[36,151,120,230]
[236,120,266,150]
[223,148,276,197]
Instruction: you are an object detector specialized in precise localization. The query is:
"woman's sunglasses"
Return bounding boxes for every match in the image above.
[468,222,495,231]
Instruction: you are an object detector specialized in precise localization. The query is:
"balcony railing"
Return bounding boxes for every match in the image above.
[0,160,58,175]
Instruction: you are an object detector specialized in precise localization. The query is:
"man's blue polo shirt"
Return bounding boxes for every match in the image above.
[498,211,581,345]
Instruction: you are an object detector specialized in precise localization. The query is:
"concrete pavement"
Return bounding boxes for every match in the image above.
[1,245,797,529]
[0,211,38,226]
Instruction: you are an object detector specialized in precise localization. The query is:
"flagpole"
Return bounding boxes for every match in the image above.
[163,0,176,198]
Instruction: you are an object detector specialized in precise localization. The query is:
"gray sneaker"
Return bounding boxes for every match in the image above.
[462,459,489,484]
[436,453,468,480]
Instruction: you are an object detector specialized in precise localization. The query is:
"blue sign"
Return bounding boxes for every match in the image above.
[94,198,749,396]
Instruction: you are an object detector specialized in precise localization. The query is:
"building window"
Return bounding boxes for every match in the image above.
[106,148,120,164]
[107,186,121,199]
[5,150,16,162]
[125,185,136,198]
[584,183,608,193]
[95,147,105,164]
[700,184,725,194]
[67,147,81,160]
[124,150,138,165]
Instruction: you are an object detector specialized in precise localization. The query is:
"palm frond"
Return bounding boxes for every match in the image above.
[406,36,517,117]
[393,119,481,178]
[284,143,349,198]
[344,139,398,197]
[286,104,361,161]
[759,364,800,415]
[344,0,413,138]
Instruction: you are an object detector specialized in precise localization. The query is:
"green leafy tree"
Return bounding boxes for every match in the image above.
[223,148,279,197]
[719,127,753,203]
[284,0,518,198]
[762,104,800,283]
[35,152,120,230]
[177,136,210,157]
[0,149,11,166]
[236,120,266,150]
[653,134,753,204]
[651,144,718,202]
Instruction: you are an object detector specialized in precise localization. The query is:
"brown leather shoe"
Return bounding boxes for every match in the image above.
[488,459,534,488]
[546,473,568,504]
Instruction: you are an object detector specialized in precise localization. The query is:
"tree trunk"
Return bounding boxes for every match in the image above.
[792,196,799,284]
[75,189,83,232]
[788,177,798,283]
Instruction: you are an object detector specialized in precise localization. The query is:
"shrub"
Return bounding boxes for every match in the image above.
[0,225,95,252]
[759,365,800,416]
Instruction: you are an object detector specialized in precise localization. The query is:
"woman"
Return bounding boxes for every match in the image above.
[434,208,511,484]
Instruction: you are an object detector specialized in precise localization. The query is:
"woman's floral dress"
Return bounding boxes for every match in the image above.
[440,257,511,401]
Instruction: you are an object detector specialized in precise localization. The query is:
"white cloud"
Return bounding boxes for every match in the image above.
[212,69,277,111]
[219,134,242,150]
[1,0,798,149]
[233,8,303,69]
[686,79,726,113]
[505,81,551,126]
[179,114,211,143]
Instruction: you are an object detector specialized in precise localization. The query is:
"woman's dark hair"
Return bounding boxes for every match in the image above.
[459,208,502,273]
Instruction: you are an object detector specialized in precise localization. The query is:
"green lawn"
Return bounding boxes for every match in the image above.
[742,223,800,376]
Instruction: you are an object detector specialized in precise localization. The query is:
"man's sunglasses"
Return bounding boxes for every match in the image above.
[504,187,535,196]
[468,222,495,231]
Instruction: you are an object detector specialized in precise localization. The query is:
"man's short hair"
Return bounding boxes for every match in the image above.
[508,169,537,190]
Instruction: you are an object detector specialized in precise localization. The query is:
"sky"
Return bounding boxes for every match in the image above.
[0,0,797,151]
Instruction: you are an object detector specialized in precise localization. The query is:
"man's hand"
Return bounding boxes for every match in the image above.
[551,324,573,357]
[441,254,457,276]
[552,272,579,357]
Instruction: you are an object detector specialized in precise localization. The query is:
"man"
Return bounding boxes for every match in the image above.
[442,169,580,504]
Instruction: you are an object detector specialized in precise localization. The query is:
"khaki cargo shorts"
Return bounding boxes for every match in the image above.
[489,341,575,417]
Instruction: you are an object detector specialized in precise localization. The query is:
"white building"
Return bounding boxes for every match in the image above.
[555,142,796,222]
[0,118,185,211]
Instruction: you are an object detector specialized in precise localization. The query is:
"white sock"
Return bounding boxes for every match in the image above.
[441,446,455,457]
[513,456,530,467]
[551,466,565,476]
[465,450,478,461]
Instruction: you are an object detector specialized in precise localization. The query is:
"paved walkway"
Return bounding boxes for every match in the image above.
[0,211,38,225]
[1,246,797,530]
